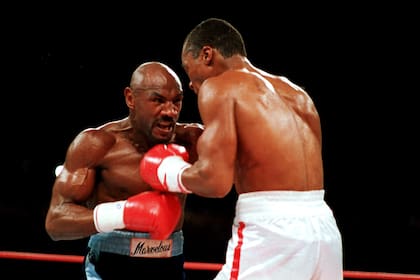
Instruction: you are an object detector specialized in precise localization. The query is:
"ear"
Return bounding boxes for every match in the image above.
[124,87,135,109]
[201,46,213,66]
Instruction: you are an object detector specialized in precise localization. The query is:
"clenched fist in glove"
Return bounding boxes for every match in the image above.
[93,191,181,240]
[139,143,192,193]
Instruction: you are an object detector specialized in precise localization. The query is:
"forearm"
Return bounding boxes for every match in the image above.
[45,206,96,241]
[139,143,234,197]
[182,161,233,198]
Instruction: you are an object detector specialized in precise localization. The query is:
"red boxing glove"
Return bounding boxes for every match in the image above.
[93,191,181,240]
[140,143,192,193]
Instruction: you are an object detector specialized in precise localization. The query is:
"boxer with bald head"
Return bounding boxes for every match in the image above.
[45,61,203,279]
[140,18,343,279]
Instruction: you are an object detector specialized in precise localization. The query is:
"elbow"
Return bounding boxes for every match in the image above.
[209,173,233,198]
[184,162,234,198]
[45,226,57,241]
[202,175,233,198]
[211,185,232,198]
[45,221,57,241]
[47,233,60,242]
[45,226,65,241]
[45,215,61,241]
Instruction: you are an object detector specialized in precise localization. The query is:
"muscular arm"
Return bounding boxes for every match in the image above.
[181,79,236,197]
[174,122,204,163]
[45,129,114,240]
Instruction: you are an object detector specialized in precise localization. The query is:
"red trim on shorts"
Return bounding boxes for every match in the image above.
[230,221,245,280]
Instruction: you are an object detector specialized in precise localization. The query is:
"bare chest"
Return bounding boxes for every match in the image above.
[98,142,151,199]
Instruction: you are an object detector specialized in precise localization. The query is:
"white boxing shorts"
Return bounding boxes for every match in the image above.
[214,190,343,280]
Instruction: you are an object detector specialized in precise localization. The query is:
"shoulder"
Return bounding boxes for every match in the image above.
[175,122,204,135]
[202,70,258,96]
[75,127,116,145]
[176,122,204,131]
[174,123,203,162]
[174,122,204,143]
[76,118,129,145]
[278,76,307,93]
[69,125,118,158]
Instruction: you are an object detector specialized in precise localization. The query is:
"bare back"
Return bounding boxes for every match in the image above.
[196,69,323,194]
[235,70,323,192]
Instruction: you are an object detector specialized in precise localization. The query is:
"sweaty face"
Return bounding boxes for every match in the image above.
[134,88,183,145]
[129,62,183,145]
[130,66,183,145]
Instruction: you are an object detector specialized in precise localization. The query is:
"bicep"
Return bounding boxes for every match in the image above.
[53,165,95,203]
[53,129,112,203]
[196,87,237,183]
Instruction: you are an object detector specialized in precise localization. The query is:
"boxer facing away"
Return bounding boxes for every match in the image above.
[139,18,343,279]
[45,61,203,280]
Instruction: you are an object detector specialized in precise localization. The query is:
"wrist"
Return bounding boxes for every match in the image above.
[93,200,126,232]
[159,156,192,193]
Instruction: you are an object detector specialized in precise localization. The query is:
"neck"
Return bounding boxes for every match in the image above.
[224,55,252,71]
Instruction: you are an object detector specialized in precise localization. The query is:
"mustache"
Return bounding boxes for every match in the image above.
[157,116,176,123]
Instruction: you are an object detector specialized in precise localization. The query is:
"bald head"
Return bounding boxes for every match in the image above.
[130,62,182,93]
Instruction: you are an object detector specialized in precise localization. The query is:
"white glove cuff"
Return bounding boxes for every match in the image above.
[158,156,192,193]
[93,200,126,232]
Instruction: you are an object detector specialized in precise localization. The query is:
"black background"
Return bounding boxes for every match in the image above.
[2,2,419,279]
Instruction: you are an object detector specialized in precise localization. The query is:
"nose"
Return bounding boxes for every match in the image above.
[161,101,179,117]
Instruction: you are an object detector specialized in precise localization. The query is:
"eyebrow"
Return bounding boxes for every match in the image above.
[149,91,184,99]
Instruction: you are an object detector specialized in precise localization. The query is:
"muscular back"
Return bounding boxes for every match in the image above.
[236,70,323,192]
[198,69,323,194]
